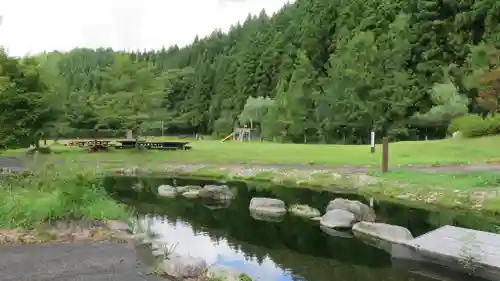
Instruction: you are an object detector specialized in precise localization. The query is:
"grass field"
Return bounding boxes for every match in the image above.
[29,135,500,167]
[3,135,500,216]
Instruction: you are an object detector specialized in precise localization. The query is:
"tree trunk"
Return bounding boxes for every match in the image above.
[134,124,141,150]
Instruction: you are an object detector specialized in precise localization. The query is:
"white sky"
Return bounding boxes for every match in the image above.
[0,0,291,57]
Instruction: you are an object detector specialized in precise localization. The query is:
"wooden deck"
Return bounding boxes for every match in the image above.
[391,225,500,281]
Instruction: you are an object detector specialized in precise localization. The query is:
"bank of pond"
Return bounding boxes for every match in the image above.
[103,176,500,281]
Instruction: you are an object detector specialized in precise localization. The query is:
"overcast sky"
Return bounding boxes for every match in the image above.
[0,0,291,57]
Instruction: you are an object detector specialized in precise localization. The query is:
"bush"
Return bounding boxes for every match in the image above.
[26,146,52,155]
[0,162,127,229]
[213,117,234,138]
[448,114,500,138]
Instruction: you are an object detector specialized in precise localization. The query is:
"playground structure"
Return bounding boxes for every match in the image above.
[221,127,252,142]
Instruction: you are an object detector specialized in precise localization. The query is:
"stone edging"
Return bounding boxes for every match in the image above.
[108,164,500,216]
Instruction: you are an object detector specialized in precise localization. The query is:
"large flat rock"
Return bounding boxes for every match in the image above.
[392,225,500,280]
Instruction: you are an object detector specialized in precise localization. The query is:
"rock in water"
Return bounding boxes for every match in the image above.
[176,185,202,193]
[352,222,413,252]
[198,184,233,200]
[161,253,207,279]
[320,209,356,229]
[158,185,177,198]
[326,198,376,222]
[249,197,287,216]
[320,225,354,238]
[250,210,285,222]
[182,190,200,198]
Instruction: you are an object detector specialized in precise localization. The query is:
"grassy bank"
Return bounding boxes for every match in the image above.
[18,135,500,166]
[2,135,500,231]
[1,156,499,237]
[0,162,127,230]
[133,163,500,215]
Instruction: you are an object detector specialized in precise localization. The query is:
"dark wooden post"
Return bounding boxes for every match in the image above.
[382,137,389,173]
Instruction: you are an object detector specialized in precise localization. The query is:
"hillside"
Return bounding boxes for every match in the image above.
[1,0,500,146]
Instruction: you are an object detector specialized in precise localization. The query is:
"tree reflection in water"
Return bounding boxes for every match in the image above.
[103,175,500,281]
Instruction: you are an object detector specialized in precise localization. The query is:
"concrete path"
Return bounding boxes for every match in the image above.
[0,241,166,281]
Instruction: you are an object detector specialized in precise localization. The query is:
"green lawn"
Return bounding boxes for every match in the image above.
[28,135,500,167]
[4,135,500,214]
[372,170,500,189]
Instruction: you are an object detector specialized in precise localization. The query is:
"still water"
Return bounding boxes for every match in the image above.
[104,176,499,281]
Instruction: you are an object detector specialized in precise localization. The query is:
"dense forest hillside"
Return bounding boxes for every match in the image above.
[1,0,500,147]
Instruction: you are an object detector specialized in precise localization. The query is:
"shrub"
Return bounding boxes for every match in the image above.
[448,114,500,138]
[213,117,234,138]
[0,162,127,229]
[26,146,52,155]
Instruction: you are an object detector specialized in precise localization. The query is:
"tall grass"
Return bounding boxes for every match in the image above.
[0,159,127,229]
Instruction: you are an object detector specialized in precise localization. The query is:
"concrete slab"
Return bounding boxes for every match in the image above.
[392,225,500,281]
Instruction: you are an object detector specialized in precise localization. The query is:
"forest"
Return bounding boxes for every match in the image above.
[1,0,499,147]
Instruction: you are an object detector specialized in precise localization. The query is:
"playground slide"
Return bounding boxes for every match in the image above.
[221,132,235,142]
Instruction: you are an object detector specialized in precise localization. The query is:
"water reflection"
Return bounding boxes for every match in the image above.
[104,176,500,281]
[148,216,295,281]
[138,212,428,281]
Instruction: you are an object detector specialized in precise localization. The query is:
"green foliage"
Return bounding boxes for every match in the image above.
[0,51,61,148]
[1,0,500,144]
[238,96,274,128]
[213,116,234,138]
[413,82,469,126]
[0,163,127,228]
[239,273,253,281]
[96,55,167,140]
[448,114,500,138]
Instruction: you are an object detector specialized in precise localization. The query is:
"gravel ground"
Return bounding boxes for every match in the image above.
[0,241,167,281]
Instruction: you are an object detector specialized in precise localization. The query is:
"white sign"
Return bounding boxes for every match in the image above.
[370,131,375,147]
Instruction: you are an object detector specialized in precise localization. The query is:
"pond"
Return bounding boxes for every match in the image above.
[103,176,499,281]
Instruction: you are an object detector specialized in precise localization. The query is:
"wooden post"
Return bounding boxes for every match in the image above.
[382,137,389,173]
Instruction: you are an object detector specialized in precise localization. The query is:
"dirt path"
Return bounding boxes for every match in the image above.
[1,156,500,173]
[0,241,165,281]
[157,161,500,173]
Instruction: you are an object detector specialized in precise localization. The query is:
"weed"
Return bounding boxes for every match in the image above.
[458,233,484,274]
[0,161,127,229]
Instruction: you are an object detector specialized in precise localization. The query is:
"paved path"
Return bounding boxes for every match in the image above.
[0,241,166,281]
